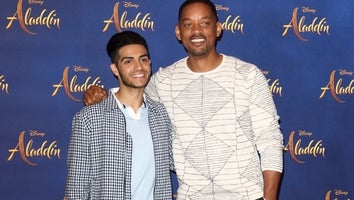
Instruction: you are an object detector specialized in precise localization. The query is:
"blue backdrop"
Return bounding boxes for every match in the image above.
[0,0,353,199]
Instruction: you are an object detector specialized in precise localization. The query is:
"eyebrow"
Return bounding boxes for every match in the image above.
[180,16,213,22]
[120,54,149,61]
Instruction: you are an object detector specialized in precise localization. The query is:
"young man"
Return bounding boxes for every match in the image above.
[84,1,284,199]
[65,31,173,200]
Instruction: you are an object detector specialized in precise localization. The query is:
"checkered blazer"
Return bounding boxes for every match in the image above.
[65,91,173,200]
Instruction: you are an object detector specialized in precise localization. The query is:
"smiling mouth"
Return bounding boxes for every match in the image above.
[132,72,147,78]
[133,74,144,78]
[191,38,205,43]
[192,38,204,42]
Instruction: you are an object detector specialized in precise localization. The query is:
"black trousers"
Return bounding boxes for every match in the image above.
[255,198,264,200]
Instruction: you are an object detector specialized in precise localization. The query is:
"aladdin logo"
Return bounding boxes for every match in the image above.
[319,69,353,103]
[103,2,154,32]
[215,4,243,34]
[7,130,61,166]
[6,0,61,35]
[52,66,104,102]
[282,6,330,41]
[263,70,283,97]
[0,74,9,94]
[325,189,351,200]
[284,130,326,163]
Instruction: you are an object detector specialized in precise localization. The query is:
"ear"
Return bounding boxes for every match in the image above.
[110,63,119,78]
[216,22,222,37]
[175,25,181,41]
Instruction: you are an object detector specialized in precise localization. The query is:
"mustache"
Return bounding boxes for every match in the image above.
[190,34,206,40]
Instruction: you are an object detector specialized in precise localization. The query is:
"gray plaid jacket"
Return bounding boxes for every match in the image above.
[65,91,173,200]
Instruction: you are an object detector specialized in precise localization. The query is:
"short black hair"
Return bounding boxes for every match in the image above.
[106,31,150,63]
[178,0,218,22]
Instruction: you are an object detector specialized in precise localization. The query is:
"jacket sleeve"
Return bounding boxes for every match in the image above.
[169,120,175,172]
[65,111,92,200]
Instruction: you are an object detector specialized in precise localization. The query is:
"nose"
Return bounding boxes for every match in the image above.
[134,59,144,69]
[191,24,202,35]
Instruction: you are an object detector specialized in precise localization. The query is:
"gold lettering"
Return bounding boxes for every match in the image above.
[336,79,354,95]
[24,8,60,29]
[8,131,61,166]
[6,0,60,35]
[102,2,154,32]
[298,16,329,35]
[295,140,326,157]
[284,131,326,163]
[221,15,244,34]
[0,75,9,94]
[26,140,61,159]
[320,70,353,103]
[319,71,337,100]
[268,79,283,96]
[52,66,104,101]
[284,131,304,163]
[70,75,103,93]
[120,12,154,31]
[8,131,37,166]
[283,7,330,41]
[6,0,35,35]
[52,66,79,101]
[103,3,121,32]
[282,7,308,41]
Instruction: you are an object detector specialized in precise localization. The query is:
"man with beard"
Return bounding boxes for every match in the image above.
[65,31,173,200]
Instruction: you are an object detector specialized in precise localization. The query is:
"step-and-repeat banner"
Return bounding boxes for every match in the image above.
[0,0,353,199]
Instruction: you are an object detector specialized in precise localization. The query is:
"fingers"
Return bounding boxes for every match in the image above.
[99,88,108,99]
[83,90,93,106]
[83,86,108,106]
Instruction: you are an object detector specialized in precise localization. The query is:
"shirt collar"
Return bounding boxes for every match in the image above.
[110,88,146,110]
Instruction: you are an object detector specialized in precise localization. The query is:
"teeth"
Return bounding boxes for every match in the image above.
[191,38,204,42]
[133,74,144,78]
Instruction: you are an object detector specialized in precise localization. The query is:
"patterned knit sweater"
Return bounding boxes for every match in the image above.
[146,54,283,200]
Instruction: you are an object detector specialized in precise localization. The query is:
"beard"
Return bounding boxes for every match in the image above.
[185,36,209,57]
[188,46,208,57]
[118,70,151,89]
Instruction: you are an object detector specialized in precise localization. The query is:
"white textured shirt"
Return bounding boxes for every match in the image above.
[146,54,283,200]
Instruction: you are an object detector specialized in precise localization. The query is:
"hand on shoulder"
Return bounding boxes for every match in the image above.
[83,86,108,106]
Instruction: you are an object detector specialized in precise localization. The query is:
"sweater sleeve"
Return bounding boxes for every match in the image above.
[249,68,284,173]
[146,68,163,102]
